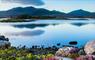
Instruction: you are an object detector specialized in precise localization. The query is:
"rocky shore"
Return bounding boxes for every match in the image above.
[55,40,95,60]
[0,35,95,60]
[0,35,10,48]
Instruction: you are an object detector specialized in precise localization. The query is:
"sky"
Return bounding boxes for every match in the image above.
[0,0,95,12]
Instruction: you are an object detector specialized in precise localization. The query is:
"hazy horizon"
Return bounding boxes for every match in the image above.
[0,0,95,13]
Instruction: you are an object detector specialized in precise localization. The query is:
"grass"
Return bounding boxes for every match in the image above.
[0,46,57,60]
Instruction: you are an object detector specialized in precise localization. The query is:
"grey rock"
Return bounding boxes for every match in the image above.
[84,40,95,55]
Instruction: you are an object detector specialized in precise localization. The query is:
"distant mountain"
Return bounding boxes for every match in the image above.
[91,13,95,18]
[66,9,92,18]
[0,7,95,18]
[0,7,37,17]
[0,7,65,18]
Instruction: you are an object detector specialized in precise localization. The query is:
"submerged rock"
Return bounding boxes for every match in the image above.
[84,40,95,55]
[69,41,78,45]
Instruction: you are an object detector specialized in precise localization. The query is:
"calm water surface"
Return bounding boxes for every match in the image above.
[0,19,95,48]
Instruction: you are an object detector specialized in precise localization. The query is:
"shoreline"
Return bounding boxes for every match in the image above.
[0,18,92,23]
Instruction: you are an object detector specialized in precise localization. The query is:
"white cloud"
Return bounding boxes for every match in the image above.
[1,0,44,6]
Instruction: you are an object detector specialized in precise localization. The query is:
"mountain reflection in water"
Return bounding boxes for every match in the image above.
[0,20,95,48]
[13,24,49,29]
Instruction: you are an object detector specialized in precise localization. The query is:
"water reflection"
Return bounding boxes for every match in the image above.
[0,25,44,36]
[0,20,95,48]
[6,30,44,36]
[71,23,88,26]
[14,24,48,29]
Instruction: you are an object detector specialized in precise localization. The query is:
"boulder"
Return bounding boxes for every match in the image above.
[0,35,11,48]
[78,49,86,55]
[76,55,95,60]
[0,35,9,41]
[84,40,95,55]
[55,47,79,57]
[0,40,10,45]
